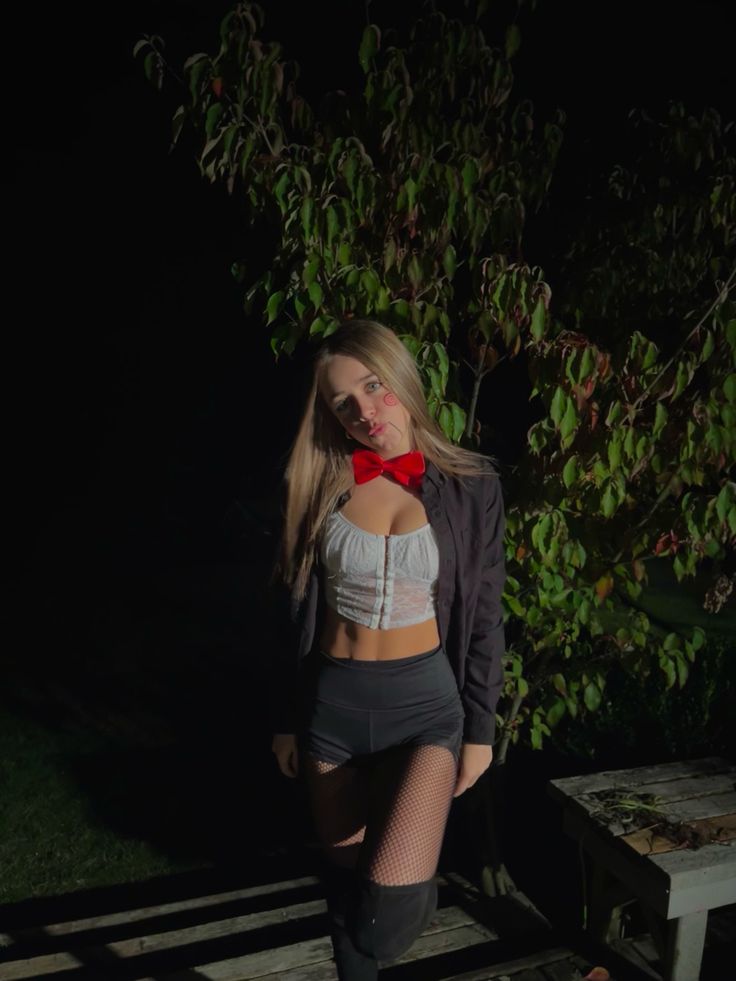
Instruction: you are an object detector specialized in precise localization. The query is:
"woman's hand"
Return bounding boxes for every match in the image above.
[272,733,299,778]
[453,742,493,797]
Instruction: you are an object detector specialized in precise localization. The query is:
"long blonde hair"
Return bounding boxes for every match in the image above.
[278,319,495,599]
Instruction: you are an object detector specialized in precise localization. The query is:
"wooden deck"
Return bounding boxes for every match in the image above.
[1,868,732,980]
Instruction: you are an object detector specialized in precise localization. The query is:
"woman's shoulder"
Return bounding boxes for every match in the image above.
[428,456,502,515]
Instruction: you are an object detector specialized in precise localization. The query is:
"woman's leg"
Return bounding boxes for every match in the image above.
[302,754,378,981]
[346,742,459,963]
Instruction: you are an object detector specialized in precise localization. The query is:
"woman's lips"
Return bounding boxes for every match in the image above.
[369,423,385,436]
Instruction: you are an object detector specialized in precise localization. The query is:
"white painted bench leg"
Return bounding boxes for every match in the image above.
[663,910,708,981]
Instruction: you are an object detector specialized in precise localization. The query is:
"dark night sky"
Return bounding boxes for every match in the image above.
[11,0,735,590]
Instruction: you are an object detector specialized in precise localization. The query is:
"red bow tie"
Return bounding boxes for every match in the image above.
[352,449,425,488]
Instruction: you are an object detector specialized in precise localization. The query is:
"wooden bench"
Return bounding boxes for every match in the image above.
[548,756,736,981]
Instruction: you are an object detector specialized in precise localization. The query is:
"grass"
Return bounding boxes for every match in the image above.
[0,707,207,906]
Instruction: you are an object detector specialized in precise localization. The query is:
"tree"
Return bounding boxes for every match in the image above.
[136,0,735,891]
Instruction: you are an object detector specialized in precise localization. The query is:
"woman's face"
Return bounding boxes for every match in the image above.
[320,354,413,458]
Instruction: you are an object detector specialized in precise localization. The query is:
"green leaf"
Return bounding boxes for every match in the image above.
[408,255,422,290]
[462,158,478,194]
[660,654,676,689]
[505,594,525,616]
[266,290,284,325]
[601,483,616,518]
[300,196,314,241]
[560,398,577,440]
[530,298,546,341]
[433,342,449,380]
[643,340,659,370]
[439,404,453,439]
[450,402,466,442]
[653,402,668,438]
[393,299,410,322]
[427,366,444,398]
[663,632,679,652]
[359,24,380,73]
[308,281,323,308]
[578,345,595,382]
[443,245,457,279]
[716,484,732,523]
[361,268,380,297]
[205,102,224,138]
[724,373,736,403]
[583,682,601,712]
[505,24,521,59]
[546,698,566,728]
[326,206,340,247]
[562,456,578,488]
[550,387,565,427]
[608,435,621,471]
[303,257,320,287]
[700,330,715,363]
[309,316,326,336]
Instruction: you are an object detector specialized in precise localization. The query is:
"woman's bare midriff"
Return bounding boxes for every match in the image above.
[320,605,441,661]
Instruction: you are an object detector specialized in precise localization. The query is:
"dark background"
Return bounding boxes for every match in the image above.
[7,0,735,906]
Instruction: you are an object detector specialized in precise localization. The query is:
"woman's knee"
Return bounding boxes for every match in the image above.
[348,877,437,962]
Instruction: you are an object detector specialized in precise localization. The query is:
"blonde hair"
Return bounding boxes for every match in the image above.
[278,319,495,599]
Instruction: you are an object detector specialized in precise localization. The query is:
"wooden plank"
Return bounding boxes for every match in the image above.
[565,789,736,839]
[0,899,328,980]
[614,770,736,803]
[179,934,334,980]
[0,902,485,980]
[191,921,498,980]
[548,758,731,802]
[622,812,736,855]
[1,876,321,942]
[241,961,338,981]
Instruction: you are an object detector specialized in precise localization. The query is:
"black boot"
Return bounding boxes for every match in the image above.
[348,876,438,964]
[320,861,379,981]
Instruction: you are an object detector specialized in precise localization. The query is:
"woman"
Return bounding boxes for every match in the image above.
[269,319,506,979]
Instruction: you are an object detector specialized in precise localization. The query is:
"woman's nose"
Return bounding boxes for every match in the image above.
[356,399,376,421]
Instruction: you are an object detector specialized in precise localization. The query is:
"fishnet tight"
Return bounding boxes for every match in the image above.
[303,744,457,885]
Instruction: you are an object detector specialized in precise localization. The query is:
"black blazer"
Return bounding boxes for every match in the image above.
[268,459,507,745]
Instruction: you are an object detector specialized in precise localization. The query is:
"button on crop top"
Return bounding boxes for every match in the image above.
[320,510,440,629]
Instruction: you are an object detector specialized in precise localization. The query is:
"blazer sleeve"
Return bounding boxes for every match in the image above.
[461,472,506,745]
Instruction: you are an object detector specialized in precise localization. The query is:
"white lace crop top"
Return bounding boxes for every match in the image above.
[320,509,440,630]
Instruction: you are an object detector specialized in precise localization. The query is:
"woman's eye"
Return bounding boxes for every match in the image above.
[335,399,348,413]
[367,381,382,392]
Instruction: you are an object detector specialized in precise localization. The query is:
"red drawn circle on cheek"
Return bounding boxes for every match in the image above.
[383,392,399,406]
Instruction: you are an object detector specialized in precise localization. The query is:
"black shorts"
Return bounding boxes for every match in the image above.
[296,645,464,767]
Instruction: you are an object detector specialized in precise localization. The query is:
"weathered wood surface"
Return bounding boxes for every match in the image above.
[548,757,733,802]
[0,872,562,981]
[622,812,736,856]
[2,875,321,942]
[550,758,736,981]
